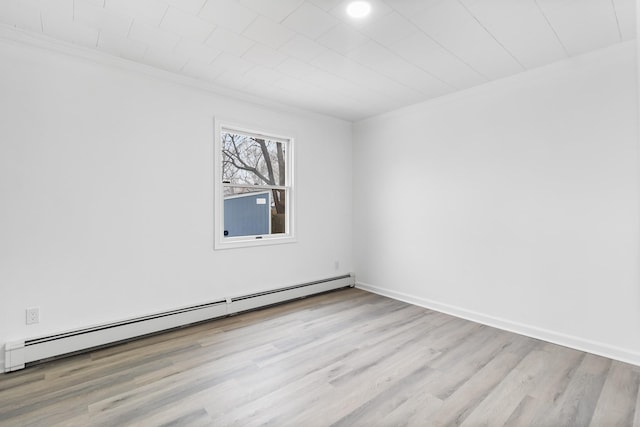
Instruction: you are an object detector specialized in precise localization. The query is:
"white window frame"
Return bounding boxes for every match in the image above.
[214,120,296,250]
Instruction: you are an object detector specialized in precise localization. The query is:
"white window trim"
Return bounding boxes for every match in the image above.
[214,119,296,250]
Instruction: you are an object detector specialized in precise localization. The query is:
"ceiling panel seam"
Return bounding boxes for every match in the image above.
[609,0,623,41]
[391,5,489,82]
[456,0,526,71]
[533,0,570,57]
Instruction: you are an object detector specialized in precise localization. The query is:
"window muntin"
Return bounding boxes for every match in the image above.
[215,124,294,249]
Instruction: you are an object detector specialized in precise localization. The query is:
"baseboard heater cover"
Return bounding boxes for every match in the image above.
[4,274,354,372]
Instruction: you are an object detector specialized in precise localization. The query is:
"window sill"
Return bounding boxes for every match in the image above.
[214,235,297,250]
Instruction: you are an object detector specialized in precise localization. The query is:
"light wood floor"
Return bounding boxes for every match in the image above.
[1,288,639,426]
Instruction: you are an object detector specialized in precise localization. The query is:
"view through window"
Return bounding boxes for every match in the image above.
[218,127,293,246]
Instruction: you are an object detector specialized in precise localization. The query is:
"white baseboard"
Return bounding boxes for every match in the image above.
[356,281,640,367]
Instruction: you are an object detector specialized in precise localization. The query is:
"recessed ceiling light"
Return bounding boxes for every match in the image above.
[346,1,371,18]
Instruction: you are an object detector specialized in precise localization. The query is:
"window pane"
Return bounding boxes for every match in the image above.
[223,187,287,237]
[222,131,286,186]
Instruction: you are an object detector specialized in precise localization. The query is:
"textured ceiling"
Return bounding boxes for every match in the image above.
[0,0,635,121]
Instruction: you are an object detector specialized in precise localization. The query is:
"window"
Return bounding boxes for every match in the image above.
[214,122,294,249]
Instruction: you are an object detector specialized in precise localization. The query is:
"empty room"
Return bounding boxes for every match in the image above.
[1,0,639,425]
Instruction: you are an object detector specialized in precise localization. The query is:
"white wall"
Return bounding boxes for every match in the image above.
[1,31,638,374]
[0,38,353,371]
[354,41,640,364]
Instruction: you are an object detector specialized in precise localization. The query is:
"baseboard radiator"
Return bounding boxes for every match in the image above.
[4,274,354,372]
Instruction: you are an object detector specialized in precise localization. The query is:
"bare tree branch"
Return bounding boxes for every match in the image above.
[255,138,275,185]
[221,132,287,214]
[223,134,271,184]
[276,143,285,186]
[224,153,271,184]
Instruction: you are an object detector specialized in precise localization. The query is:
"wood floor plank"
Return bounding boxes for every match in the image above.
[634,384,640,427]
[503,395,545,427]
[380,385,443,426]
[533,353,612,426]
[590,362,640,427]
[1,288,639,426]
[459,349,551,426]
[427,337,535,426]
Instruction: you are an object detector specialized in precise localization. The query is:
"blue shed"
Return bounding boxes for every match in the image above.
[224,191,271,237]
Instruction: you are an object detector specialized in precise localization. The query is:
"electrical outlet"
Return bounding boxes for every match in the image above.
[26,307,39,325]
[334,260,340,271]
